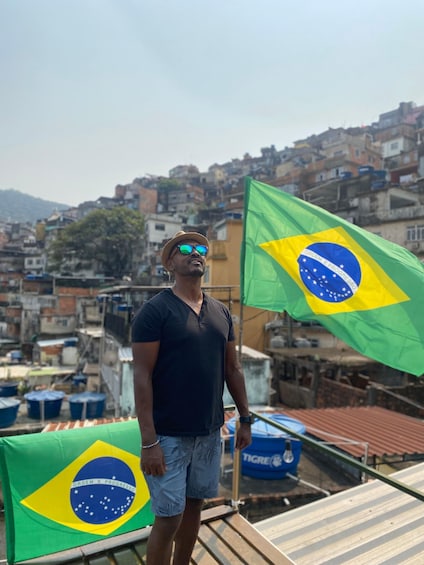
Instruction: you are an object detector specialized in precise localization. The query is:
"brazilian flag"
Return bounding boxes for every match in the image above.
[0,420,153,563]
[241,177,424,376]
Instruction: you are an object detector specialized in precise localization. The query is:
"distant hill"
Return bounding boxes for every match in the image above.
[0,189,70,223]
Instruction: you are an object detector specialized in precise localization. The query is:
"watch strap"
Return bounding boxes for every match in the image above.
[239,415,253,424]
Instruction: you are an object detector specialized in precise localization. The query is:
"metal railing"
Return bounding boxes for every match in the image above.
[226,407,424,505]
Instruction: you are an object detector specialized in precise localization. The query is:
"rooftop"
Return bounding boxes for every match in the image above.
[256,462,424,564]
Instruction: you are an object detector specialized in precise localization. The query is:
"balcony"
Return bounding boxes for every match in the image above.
[104,311,131,345]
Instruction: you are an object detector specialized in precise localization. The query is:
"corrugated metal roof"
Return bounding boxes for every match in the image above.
[256,462,424,564]
[282,406,424,461]
[267,346,375,366]
[36,337,75,347]
[42,417,134,432]
[237,344,271,360]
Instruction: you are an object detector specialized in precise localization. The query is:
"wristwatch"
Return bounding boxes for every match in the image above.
[239,415,253,425]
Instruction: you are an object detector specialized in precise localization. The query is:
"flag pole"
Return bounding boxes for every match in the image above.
[231,275,244,509]
[231,176,250,508]
[238,175,250,363]
[237,299,244,363]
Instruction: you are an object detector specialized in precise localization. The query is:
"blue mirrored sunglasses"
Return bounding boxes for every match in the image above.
[176,244,208,256]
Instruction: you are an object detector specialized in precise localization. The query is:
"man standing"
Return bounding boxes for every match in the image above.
[132,231,252,565]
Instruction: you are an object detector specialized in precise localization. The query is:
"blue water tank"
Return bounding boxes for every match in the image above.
[72,373,87,387]
[227,413,306,479]
[0,398,21,427]
[24,390,65,419]
[340,171,353,180]
[69,392,106,420]
[0,381,19,397]
[10,350,22,361]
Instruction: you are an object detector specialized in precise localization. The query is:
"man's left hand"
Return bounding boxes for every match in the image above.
[235,424,252,450]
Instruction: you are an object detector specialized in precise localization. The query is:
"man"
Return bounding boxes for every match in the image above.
[132,231,252,565]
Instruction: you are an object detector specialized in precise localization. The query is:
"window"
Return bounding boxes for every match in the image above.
[407,225,424,241]
[155,223,165,231]
[390,141,399,151]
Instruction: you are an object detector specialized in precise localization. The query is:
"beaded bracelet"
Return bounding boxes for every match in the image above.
[142,439,160,449]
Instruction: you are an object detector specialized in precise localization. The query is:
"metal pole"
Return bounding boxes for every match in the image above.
[237,298,244,364]
[231,420,241,508]
[231,297,244,507]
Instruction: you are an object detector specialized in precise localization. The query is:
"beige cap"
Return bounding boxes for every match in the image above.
[161,231,209,268]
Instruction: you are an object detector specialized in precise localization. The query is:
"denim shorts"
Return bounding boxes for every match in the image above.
[144,430,222,517]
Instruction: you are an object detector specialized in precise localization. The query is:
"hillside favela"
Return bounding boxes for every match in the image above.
[1,100,424,564]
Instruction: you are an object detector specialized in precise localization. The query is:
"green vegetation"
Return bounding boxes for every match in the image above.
[48,207,144,279]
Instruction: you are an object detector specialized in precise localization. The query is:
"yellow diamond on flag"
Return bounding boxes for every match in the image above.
[260,227,409,315]
[21,440,149,536]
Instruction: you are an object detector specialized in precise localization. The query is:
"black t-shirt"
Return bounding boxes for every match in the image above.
[131,289,235,436]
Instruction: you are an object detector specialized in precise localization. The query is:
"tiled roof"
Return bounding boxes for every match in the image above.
[42,416,134,432]
[282,406,424,460]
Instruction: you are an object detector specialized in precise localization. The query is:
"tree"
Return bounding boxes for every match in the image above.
[48,207,144,279]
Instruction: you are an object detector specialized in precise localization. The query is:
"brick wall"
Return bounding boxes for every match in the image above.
[369,386,424,419]
[315,378,424,418]
[316,377,367,408]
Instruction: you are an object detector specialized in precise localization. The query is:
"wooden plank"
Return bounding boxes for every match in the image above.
[110,547,144,564]
[225,513,295,565]
[133,541,148,564]
[190,541,220,565]
[85,556,111,565]
[200,504,238,523]
[197,523,246,565]
[208,520,270,565]
[17,506,289,565]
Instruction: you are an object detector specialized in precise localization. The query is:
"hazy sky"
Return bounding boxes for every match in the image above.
[1,0,423,207]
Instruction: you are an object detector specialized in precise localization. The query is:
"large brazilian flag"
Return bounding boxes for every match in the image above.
[241,177,424,376]
[0,419,153,563]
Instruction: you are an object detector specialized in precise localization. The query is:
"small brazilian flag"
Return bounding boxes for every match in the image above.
[0,419,153,563]
[241,177,424,376]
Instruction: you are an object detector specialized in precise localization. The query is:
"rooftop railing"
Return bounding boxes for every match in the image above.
[226,406,424,506]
